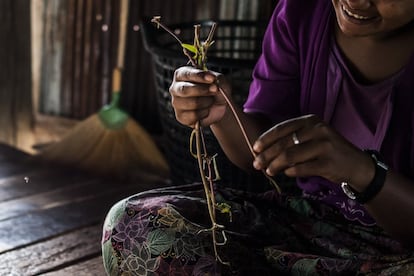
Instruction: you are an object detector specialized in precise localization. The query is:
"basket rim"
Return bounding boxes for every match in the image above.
[140,17,267,68]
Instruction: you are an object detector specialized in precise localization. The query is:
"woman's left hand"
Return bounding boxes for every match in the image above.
[252,114,375,190]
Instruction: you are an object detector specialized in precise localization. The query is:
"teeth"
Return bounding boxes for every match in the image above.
[342,5,370,20]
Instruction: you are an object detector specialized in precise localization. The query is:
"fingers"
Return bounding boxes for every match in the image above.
[171,93,215,112]
[284,158,324,178]
[258,139,327,177]
[253,114,331,177]
[175,66,216,82]
[169,77,218,99]
[172,97,214,127]
[253,114,319,152]
[170,66,221,98]
[169,66,228,127]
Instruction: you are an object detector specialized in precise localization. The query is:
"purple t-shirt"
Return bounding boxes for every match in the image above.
[244,0,414,225]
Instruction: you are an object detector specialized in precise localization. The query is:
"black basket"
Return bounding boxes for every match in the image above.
[141,19,270,192]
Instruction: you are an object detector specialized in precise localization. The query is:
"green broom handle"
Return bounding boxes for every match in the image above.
[112,67,122,97]
[98,68,128,129]
[107,67,122,108]
[99,0,128,129]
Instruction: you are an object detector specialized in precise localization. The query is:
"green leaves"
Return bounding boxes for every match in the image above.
[181,43,198,54]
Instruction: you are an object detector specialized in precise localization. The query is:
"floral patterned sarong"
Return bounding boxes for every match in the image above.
[102,182,414,275]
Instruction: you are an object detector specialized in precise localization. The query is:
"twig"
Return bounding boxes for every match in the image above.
[152,16,229,265]
[151,16,197,67]
[216,85,281,193]
[151,16,281,266]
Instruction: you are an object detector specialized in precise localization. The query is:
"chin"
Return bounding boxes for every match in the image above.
[333,0,385,37]
[338,24,369,37]
[336,13,385,38]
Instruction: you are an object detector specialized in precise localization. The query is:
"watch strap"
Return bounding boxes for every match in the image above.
[341,150,388,204]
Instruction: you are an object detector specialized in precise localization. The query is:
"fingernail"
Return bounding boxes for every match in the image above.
[209,84,217,92]
[266,168,273,176]
[204,74,215,82]
[253,142,260,152]
[253,160,260,170]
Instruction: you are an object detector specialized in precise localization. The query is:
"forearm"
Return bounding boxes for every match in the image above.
[365,170,414,248]
[210,105,269,171]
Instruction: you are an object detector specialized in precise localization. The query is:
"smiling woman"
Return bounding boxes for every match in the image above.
[333,0,414,83]
[101,0,414,274]
[332,0,414,37]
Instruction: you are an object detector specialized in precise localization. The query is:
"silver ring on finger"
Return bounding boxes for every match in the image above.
[292,132,300,145]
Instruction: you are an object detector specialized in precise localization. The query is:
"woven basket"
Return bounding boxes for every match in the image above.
[141,19,270,191]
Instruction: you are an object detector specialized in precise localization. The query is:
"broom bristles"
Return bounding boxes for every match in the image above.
[38,1,169,182]
[38,114,170,180]
[39,115,105,163]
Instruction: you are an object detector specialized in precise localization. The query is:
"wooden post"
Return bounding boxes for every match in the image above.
[39,0,68,115]
[0,0,34,152]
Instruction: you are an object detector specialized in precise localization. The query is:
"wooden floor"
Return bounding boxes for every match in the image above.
[0,143,166,275]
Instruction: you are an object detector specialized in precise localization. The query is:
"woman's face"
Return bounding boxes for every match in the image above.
[331,0,414,38]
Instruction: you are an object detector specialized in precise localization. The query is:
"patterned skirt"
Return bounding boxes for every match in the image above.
[101,182,414,275]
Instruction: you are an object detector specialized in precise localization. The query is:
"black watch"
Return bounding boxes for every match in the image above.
[341,150,388,204]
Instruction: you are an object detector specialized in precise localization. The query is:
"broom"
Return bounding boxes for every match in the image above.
[38,0,169,181]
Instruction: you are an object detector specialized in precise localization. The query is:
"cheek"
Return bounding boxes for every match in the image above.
[378,3,414,27]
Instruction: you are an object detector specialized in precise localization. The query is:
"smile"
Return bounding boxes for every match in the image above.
[341,4,373,20]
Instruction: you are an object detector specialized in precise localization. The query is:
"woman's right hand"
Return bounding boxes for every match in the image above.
[169,66,231,128]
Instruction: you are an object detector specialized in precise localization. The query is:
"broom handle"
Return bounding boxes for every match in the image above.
[112,0,129,94]
[112,68,121,92]
[117,0,129,70]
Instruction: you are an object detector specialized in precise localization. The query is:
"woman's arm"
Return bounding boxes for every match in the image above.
[169,67,272,172]
[252,114,414,247]
[210,104,272,171]
[365,171,414,248]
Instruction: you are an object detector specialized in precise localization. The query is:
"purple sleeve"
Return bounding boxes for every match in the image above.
[243,0,301,122]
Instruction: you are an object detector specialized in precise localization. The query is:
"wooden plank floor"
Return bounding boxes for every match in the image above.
[0,143,168,275]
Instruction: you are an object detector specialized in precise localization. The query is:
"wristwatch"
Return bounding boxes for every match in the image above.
[341,150,388,204]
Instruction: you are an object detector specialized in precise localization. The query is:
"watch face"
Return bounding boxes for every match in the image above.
[341,182,357,200]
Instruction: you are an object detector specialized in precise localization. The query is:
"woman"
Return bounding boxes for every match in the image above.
[102,0,414,274]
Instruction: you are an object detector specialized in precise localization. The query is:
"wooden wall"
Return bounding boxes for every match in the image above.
[0,0,34,151]
[121,0,277,134]
[35,0,277,134]
[35,0,121,119]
